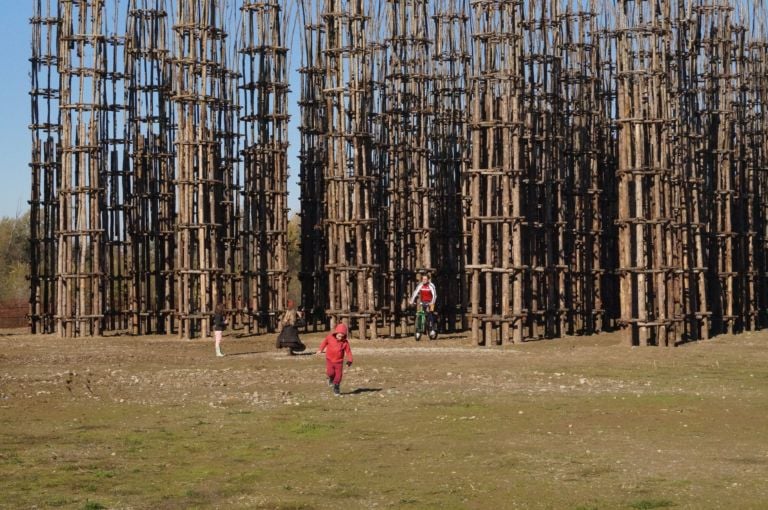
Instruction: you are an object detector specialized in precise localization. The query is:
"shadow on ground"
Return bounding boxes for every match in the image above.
[347,387,383,395]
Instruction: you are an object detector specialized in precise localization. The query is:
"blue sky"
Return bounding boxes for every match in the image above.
[0,4,303,220]
[0,6,35,219]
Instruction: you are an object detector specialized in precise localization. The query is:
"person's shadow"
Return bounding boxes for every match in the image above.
[346,387,383,395]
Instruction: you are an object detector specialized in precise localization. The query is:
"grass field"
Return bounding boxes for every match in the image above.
[1,327,767,509]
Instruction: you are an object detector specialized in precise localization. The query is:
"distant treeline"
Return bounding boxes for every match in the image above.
[0,211,300,326]
[0,211,29,303]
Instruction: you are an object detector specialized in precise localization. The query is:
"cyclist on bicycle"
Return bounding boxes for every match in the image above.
[409,274,437,337]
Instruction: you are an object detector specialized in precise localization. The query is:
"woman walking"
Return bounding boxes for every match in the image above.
[213,303,226,357]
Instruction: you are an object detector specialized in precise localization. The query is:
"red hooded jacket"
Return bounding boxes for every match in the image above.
[318,323,353,364]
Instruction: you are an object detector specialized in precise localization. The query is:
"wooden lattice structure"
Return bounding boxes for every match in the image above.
[57,0,107,337]
[29,0,768,346]
[380,0,433,335]
[466,0,525,344]
[29,0,60,334]
[429,1,470,333]
[218,33,242,331]
[315,0,379,338]
[171,0,226,338]
[298,10,329,327]
[239,0,290,333]
[125,0,175,334]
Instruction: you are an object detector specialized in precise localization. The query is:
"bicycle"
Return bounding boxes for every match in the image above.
[414,302,438,341]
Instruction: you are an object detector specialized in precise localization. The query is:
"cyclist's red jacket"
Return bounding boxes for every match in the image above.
[410,281,437,305]
[318,324,353,363]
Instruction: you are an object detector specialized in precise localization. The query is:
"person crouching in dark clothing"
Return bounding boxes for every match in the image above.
[276,299,306,354]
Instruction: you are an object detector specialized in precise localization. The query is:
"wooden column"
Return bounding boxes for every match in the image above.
[57,0,107,337]
[29,0,60,334]
[299,14,329,330]
[171,0,226,339]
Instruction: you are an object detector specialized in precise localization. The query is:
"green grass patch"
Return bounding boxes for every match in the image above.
[3,332,768,508]
[288,421,336,438]
[80,501,107,510]
[0,452,23,465]
[47,497,78,507]
[629,499,676,509]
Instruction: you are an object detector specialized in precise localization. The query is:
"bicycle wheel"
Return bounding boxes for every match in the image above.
[415,312,424,341]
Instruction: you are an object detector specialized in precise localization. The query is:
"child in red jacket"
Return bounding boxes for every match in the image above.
[316,323,353,396]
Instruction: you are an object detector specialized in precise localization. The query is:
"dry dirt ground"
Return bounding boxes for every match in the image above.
[1,326,768,509]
